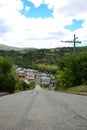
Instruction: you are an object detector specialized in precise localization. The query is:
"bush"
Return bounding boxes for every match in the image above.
[0,75,5,92]
[4,75,16,93]
[16,80,30,91]
[56,53,87,90]
[29,81,35,89]
[0,74,16,93]
[22,82,30,90]
[40,84,49,88]
[0,57,16,93]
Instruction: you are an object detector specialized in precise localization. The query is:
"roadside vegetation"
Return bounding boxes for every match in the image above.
[0,56,16,93]
[15,80,30,91]
[65,85,87,94]
[55,52,87,93]
[15,80,35,91]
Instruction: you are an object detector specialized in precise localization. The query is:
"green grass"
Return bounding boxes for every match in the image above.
[64,85,87,95]
[56,85,87,95]
[41,87,48,90]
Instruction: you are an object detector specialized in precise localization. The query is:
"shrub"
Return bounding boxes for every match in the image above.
[0,75,5,92]
[56,53,87,90]
[4,75,16,93]
[0,57,16,93]
[40,84,49,88]
[16,80,30,90]
[0,74,16,93]
[29,81,35,89]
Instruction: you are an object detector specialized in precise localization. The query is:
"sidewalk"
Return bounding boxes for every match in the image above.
[0,92,9,97]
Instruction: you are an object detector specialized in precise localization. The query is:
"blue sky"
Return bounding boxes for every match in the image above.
[0,0,87,48]
[65,19,84,32]
[21,0,53,18]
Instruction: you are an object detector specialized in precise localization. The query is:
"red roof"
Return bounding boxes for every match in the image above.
[18,73,25,76]
[19,78,27,81]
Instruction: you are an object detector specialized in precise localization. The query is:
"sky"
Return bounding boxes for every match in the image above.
[0,0,87,48]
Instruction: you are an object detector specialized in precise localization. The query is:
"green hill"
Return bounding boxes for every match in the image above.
[0,44,21,50]
[0,44,36,51]
[0,45,87,70]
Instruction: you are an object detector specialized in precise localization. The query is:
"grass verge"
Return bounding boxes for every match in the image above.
[56,85,87,96]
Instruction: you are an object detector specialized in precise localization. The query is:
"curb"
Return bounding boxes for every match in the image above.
[0,92,9,97]
[55,91,87,96]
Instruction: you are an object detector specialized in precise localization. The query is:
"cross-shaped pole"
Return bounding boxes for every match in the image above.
[61,34,81,54]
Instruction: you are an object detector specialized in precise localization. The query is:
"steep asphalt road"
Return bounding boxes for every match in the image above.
[0,86,87,130]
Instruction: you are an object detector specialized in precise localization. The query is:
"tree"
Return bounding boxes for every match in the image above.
[55,53,87,90]
[0,57,16,93]
[0,57,13,75]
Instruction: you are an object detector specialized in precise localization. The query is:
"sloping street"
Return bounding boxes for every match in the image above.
[0,86,87,130]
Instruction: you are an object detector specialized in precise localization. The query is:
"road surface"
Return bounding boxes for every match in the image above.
[0,86,87,130]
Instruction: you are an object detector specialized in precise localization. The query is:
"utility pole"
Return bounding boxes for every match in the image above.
[61,34,81,54]
[73,34,78,54]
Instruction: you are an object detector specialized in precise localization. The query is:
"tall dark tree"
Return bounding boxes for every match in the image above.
[0,57,16,93]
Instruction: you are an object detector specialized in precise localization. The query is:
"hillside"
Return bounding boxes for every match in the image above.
[0,45,87,94]
[0,46,87,69]
[0,44,21,50]
[0,44,37,51]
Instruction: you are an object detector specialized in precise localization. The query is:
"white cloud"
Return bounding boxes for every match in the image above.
[27,0,43,7]
[63,0,87,15]
[0,0,87,48]
[25,6,30,11]
[0,0,23,11]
